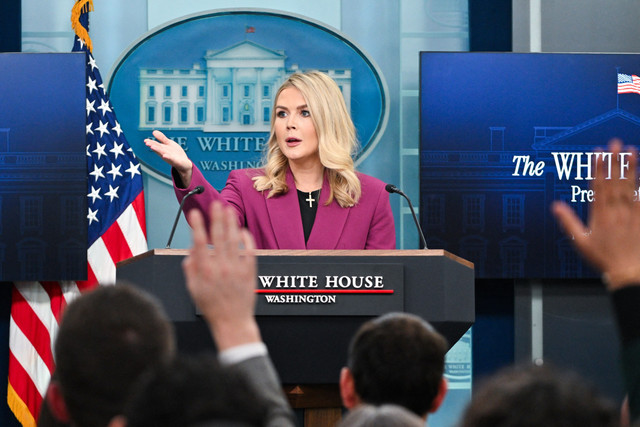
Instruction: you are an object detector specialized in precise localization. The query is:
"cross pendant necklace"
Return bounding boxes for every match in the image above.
[306,192,315,208]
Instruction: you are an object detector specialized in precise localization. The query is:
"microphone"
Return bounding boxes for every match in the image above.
[166,186,205,248]
[385,184,428,249]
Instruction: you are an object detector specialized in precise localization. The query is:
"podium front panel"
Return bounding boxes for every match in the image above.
[117,249,474,383]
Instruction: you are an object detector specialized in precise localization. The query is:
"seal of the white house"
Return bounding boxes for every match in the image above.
[108,9,389,189]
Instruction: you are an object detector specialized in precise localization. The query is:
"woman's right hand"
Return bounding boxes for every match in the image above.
[144,130,193,187]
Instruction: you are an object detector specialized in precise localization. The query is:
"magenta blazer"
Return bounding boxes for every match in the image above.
[174,165,396,250]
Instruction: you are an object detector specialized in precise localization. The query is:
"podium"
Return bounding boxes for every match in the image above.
[117,249,474,424]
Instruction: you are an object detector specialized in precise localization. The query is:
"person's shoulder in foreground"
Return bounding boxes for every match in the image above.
[113,353,268,427]
[338,404,425,427]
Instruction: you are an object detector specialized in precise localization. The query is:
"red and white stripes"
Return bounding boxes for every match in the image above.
[7,191,147,427]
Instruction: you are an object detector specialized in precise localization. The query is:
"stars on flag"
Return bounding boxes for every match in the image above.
[97,99,112,115]
[87,76,98,94]
[83,51,142,238]
[110,141,124,159]
[96,120,110,137]
[88,207,99,225]
[112,121,123,137]
[105,185,120,202]
[107,163,122,180]
[86,98,96,116]
[88,54,97,71]
[88,186,102,203]
[125,161,141,179]
[89,164,104,181]
[93,142,106,159]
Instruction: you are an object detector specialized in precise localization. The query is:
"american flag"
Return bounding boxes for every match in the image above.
[7,1,148,425]
[618,73,640,95]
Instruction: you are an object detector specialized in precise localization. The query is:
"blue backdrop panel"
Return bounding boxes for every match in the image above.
[0,53,87,281]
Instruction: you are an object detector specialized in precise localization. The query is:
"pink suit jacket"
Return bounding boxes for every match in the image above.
[174,165,396,250]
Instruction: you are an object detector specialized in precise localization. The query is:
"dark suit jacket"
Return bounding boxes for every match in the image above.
[174,165,396,249]
[234,355,296,427]
[612,286,640,423]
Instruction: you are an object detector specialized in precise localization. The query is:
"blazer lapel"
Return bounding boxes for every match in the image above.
[306,172,349,249]
[265,169,306,249]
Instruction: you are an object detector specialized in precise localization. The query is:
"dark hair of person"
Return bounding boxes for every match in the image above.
[458,363,619,427]
[123,354,267,427]
[54,283,175,427]
[347,312,448,416]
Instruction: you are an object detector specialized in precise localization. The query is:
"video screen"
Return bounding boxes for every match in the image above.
[420,52,640,278]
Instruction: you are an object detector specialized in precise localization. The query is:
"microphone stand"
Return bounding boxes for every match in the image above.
[166,186,204,248]
[385,184,428,249]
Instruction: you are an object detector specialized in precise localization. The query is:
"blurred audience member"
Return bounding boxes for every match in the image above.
[340,312,448,421]
[44,284,175,427]
[458,363,618,427]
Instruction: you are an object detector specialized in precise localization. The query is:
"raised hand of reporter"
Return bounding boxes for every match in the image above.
[181,201,260,350]
[552,139,640,289]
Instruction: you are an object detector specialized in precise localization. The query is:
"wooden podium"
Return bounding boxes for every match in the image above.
[117,249,474,425]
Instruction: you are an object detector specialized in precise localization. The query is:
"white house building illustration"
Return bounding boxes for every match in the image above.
[138,40,352,132]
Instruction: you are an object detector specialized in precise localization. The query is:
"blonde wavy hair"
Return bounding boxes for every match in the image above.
[252,71,361,207]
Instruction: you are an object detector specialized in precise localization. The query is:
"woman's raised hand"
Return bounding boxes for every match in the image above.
[144,130,193,187]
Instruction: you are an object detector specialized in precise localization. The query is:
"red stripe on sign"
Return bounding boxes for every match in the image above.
[255,289,394,294]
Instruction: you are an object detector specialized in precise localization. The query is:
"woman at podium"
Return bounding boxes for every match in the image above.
[145,71,395,249]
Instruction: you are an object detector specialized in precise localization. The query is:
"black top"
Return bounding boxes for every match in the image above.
[297,189,321,243]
